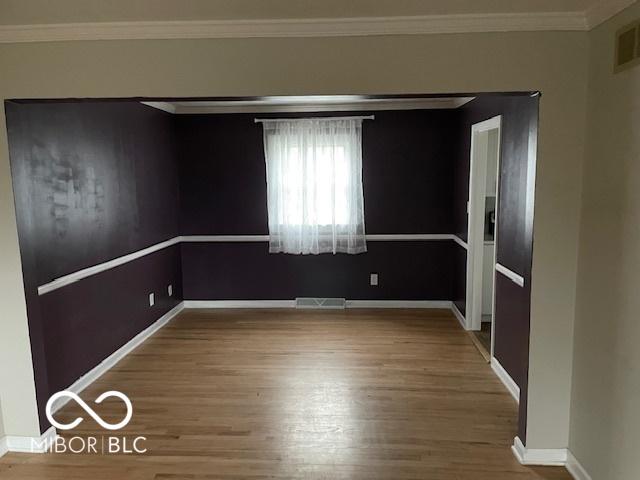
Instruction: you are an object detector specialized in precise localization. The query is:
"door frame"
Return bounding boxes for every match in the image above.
[465,115,502,333]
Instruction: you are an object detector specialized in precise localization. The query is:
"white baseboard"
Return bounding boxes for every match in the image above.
[184,299,452,309]
[490,357,520,403]
[49,302,185,414]
[1,426,56,454]
[184,300,295,309]
[512,437,592,479]
[566,450,593,480]
[346,300,452,309]
[512,436,568,466]
[451,302,467,329]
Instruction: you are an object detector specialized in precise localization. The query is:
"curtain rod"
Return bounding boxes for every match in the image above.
[255,115,375,123]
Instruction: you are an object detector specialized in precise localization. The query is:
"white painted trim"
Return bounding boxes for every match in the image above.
[586,0,638,29]
[37,234,462,295]
[495,262,525,287]
[511,437,527,464]
[346,300,452,309]
[488,120,503,358]
[151,97,475,115]
[49,302,184,414]
[511,436,568,466]
[256,115,375,123]
[474,116,502,132]
[3,426,56,454]
[451,302,467,329]
[184,300,295,309]
[466,115,502,331]
[366,234,452,241]
[180,235,269,243]
[0,13,590,44]
[452,235,468,249]
[184,299,453,309]
[465,120,482,330]
[180,234,454,242]
[0,436,7,457]
[511,439,593,476]
[566,450,593,480]
[490,357,520,403]
[38,237,181,295]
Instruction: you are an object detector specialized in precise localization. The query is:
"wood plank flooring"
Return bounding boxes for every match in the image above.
[0,308,571,479]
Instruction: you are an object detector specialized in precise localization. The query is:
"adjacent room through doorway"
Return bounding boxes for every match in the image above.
[2,92,543,478]
[467,117,502,358]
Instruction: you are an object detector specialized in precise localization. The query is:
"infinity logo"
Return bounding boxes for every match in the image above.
[45,391,133,431]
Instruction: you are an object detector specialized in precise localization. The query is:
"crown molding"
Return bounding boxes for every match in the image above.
[0,12,589,44]
[142,97,475,114]
[586,0,638,29]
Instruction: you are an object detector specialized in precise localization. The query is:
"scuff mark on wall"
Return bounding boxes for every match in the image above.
[28,143,105,240]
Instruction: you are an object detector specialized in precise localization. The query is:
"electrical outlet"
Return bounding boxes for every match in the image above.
[370,273,379,286]
[168,284,173,297]
[149,293,155,307]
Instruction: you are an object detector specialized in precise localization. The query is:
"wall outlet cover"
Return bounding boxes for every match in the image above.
[149,293,155,307]
[370,273,379,286]
[168,284,173,297]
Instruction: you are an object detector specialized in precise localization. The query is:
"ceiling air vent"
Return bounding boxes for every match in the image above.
[615,20,640,72]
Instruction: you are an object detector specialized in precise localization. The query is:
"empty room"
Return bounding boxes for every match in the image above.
[0,1,638,480]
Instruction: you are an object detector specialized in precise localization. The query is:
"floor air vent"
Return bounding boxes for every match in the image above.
[295,297,346,309]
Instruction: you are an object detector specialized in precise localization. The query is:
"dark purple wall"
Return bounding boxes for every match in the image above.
[182,241,453,301]
[178,110,457,234]
[39,246,183,392]
[452,94,539,441]
[5,101,183,431]
[6,96,538,441]
[6,101,180,283]
[452,245,467,316]
[454,95,538,272]
[176,110,458,300]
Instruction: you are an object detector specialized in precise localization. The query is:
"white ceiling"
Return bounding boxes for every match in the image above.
[141,96,476,115]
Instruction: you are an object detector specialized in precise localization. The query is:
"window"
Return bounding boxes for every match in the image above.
[262,117,367,254]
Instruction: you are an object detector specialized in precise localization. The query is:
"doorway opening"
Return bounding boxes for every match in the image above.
[466,116,501,359]
[4,93,538,459]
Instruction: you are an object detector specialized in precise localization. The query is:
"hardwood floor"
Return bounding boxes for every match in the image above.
[470,321,492,362]
[0,308,571,479]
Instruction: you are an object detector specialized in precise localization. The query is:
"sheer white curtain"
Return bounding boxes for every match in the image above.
[262,117,367,254]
